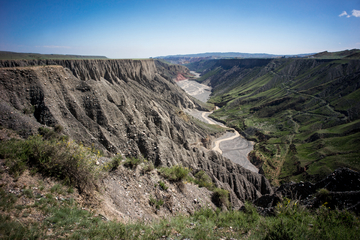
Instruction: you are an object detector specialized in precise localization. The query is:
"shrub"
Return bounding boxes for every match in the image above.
[0,136,99,194]
[142,162,155,174]
[159,165,190,182]
[212,188,230,209]
[194,170,214,190]
[54,124,64,133]
[158,181,168,191]
[149,195,164,209]
[0,190,18,211]
[103,154,122,171]
[38,127,58,140]
[123,157,142,169]
[22,105,35,115]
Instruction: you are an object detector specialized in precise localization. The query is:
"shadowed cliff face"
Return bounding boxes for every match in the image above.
[0,59,273,208]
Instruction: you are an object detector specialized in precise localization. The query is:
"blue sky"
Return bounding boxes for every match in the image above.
[1,0,359,58]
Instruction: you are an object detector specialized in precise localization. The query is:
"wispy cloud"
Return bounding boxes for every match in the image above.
[339,9,360,18]
[339,11,349,17]
[352,9,360,17]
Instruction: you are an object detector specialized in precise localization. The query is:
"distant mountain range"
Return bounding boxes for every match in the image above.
[0,51,107,60]
[155,52,314,64]
[156,49,360,64]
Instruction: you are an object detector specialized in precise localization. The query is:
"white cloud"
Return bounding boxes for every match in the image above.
[339,11,349,17]
[352,9,360,17]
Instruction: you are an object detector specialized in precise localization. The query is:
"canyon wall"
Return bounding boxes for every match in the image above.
[0,59,273,208]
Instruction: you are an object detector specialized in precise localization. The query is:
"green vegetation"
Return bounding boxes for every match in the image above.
[0,135,100,193]
[158,180,168,191]
[103,154,123,171]
[191,58,360,184]
[195,67,221,83]
[123,157,143,169]
[309,49,360,59]
[1,186,358,240]
[211,188,230,209]
[159,165,190,182]
[142,161,155,173]
[149,195,164,210]
[193,170,215,190]
[191,116,227,134]
[0,127,359,238]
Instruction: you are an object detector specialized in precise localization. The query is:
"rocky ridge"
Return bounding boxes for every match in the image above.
[0,59,272,212]
[255,168,360,214]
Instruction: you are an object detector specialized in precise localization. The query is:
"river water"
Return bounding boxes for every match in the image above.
[177,73,258,173]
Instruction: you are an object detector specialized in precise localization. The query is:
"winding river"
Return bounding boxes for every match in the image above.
[177,74,258,173]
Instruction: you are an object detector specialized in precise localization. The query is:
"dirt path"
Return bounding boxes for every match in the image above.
[185,108,258,173]
[212,130,240,154]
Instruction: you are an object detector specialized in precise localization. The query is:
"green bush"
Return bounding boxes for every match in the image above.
[158,181,168,191]
[22,105,35,115]
[0,136,99,194]
[38,127,58,140]
[194,170,214,190]
[54,124,64,133]
[142,161,155,173]
[159,165,190,182]
[212,188,230,209]
[123,157,142,169]
[149,195,164,209]
[103,154,123,171]
[0,190,18,211]
[316,188,332,204]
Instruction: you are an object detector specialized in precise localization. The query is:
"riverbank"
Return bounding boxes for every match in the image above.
[178,73,258,172]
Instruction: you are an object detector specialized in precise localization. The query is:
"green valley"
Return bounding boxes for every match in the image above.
[186,57,360,185]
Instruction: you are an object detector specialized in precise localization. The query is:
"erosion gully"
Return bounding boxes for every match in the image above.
[176,72,258,173]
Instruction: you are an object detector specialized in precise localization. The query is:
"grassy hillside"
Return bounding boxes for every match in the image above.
[192,58,360,184]
[309,49,360,59]
[0,131,358,239]
[0,51,107,60]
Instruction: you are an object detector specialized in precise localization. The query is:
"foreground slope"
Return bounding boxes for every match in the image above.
[0,59,272,209]
[188,58,360,184]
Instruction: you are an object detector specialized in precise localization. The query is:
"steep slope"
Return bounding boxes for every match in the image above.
[0,59,273,208]
[188,58,360,184]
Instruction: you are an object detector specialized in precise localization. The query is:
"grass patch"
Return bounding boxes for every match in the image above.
[158,180,168,191]
[211,188,230,209]
[123,157,142,169]
[1,177,359,239]
[159,165,190,182]
[149,195,164,210]
[0,135,100,193]
[102,154,123,171]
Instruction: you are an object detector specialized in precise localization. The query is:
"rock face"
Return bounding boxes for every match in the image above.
[0,59,273,208]
[255,168,360,214]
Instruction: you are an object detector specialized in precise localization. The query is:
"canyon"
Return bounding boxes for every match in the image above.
[0,59,272,217]
[1,56,360,225]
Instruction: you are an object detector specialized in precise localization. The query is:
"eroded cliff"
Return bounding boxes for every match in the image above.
[0,59,272,210]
